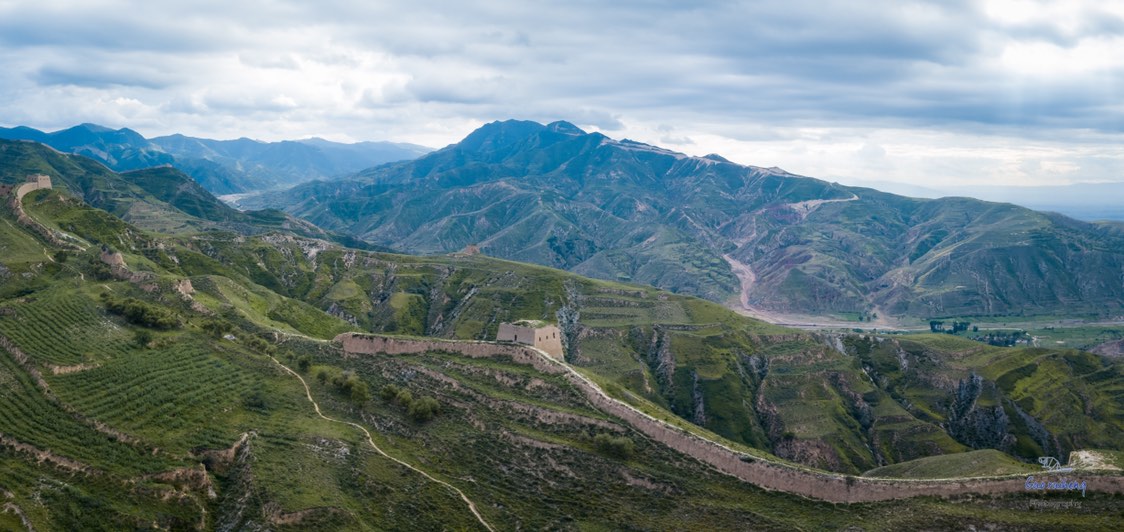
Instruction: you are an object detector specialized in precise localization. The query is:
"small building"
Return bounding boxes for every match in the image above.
[28,174,51,189]
[497,320,564,360]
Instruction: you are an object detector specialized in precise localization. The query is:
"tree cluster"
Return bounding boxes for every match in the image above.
[593,433,635,459]
[379,384,441,422]
[970,330,1028,347]
[929,320,971,334]
[101,294,180,329]
[331,370,371,404]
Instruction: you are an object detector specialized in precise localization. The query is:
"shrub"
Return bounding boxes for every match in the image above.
[593,433,635,459]
[297,355,312,373]
[408,396,440,422]
[349,380,371,404]
[394,389,414,408]
[243,390,268,412]
[87,258,114,281]
[244,336,271,353]
[133,329,153,348]
[380,384,401,401]
[327,370,369,405]
[202,319,232,338]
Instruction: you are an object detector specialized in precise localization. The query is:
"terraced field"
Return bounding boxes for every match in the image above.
[0,341,172,475]
[50,338,261,453]
[0,287,130,367]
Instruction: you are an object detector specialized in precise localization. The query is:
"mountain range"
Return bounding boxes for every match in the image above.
[0,139,377,250]
[0,123,431,194]
[850,179,1124,222]
[2,119,1123,529]
[246,120,1124,321]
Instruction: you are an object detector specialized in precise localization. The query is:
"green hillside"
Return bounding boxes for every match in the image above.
[0,139,383,250]
[863,450,1037,479]
[166,223,1123,475]
[1,159,1122,528]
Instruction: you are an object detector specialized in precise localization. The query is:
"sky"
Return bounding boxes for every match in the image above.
[0,0,1121,189]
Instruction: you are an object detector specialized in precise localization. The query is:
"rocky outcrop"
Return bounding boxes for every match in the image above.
[946,373,1016,452]
[555,280,582,363]
[690,371,707,426]
[5,189,78,251]
[335,332,1124,503]
[214,432,264,532]
[336,333,561,375]
[1008,399,1061,459]
[47,363,99,375]
[645,328,676,404]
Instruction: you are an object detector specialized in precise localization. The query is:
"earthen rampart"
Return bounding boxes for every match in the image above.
[334,332,1124,503]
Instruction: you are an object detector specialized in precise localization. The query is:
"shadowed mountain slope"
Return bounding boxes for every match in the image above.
[250,120,1124,320]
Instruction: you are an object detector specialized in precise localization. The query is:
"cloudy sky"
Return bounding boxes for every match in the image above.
[1,0,1121,189]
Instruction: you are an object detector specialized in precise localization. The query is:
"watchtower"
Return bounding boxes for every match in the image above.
[497,320,564,360]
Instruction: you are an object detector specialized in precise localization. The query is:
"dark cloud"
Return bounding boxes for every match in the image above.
[34,63,178,90]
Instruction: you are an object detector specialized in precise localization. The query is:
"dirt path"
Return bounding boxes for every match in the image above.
[722,254,912,331]
[783,193,859,221]
[267,354,495,531]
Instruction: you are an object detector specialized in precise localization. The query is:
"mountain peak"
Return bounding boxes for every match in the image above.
[545,121,585,135]
[73,123,115,133]
[457,120,548,152]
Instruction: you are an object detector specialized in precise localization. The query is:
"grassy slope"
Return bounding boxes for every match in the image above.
[863,449,1038,479]
[0,189,1122,528]
[177,228,1124,476]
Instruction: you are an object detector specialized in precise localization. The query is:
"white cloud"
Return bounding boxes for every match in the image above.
[0,0,1119,189]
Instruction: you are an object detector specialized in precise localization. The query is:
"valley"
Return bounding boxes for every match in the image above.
[3,0,1122,528]
[2,127,1122,529]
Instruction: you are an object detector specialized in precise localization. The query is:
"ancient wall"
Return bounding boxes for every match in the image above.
[334,332,1124,503]
[14,174,51,202]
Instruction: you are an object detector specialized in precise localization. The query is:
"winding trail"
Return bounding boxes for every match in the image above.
[267,354,495,532]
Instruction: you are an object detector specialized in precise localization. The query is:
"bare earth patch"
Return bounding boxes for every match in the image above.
[1069,450,1122,471]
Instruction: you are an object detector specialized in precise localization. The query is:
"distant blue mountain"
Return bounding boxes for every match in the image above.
[0,124,432,194]
[0,123,173,171]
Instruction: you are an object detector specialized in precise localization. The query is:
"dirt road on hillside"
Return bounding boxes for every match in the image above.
[721,253,909,330]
